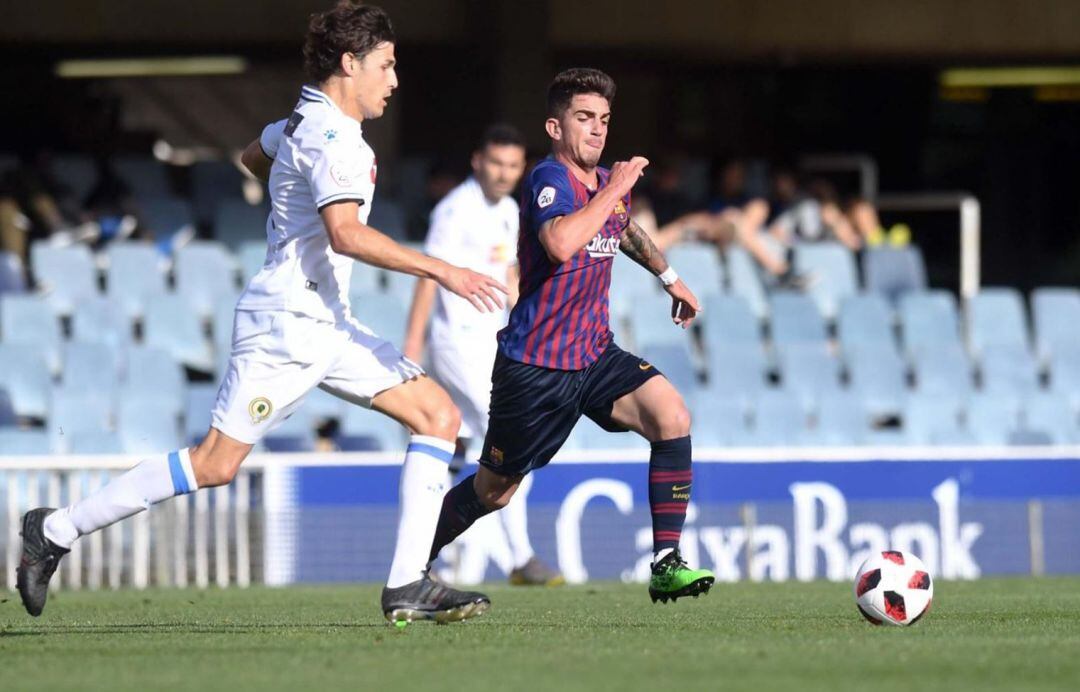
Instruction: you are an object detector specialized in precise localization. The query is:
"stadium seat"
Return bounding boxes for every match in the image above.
[777,343,843,405]
[701,294,760,348]
[846,344,907,418]
[609,252,653,324]
[115,156,173,198]
[71,295,134,350]
[213,198,270,251]
[383,269,419,306]
[193,161,248,227]
[105,242,168,319]
[903,393,964,445]
[337,406,405,451]
[1049,347,1080,398]
[349,261,382,295]
[688,389,747,447]
[117,398,183,454]
[0,387,17,427]
[0,250,27,294]
[350,292,407,346]
[911,343,974,396]
[1022,391,1077,445]
[68,430,124,455]
[979,344,1039,395]
[143,293,215,372]
[139,195,196,240]
[837,293,895,353]
[174,241,240,319]
[769,292,827,347]
[739,388,809,447]
[0,294,62,372]
[899,290,963,356]
[630,292,696,349]
[368,198,407,240]
[725,247,768,319]
[641,343,699,394]
[792,242,858,320]
[862,246,927,304]
[184,383,218,445]
[30,242,99,315]
[705,342,768,401]
[809,390,869,446]
[121,346,186,415]
[212,292,240,353]
[62,341,120,397]
[49,388,113,452]
[664,243,725,297]
[965,393,1022,446]
[238,241,267,283]
[0,344,52,419]
[1031,287,1080,363]
[0,429,53,455]
[968,287,1030,356]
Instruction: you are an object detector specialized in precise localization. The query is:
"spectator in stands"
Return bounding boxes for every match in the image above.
[845,196,911,249]
[83,160,139,246]
[643,153,697,226]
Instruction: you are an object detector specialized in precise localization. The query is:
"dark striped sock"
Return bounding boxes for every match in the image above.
[428,473,492,564]
[648,436,693,554]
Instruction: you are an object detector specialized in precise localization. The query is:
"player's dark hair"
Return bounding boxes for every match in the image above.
[546,68,616,118]
[303,1,396,85]
[479,123,526,151]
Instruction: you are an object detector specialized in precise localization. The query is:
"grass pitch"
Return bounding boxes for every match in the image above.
[1,578,1078,691]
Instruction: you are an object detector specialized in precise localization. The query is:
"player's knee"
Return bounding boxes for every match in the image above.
[418,399,461,441]
[656,400,692,440]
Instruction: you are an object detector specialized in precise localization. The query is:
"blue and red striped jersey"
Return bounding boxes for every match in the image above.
[497,157,631,370]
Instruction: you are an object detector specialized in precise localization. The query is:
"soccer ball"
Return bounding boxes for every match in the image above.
[853,550,933,626]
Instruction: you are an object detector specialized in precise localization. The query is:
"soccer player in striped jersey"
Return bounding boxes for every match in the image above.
[426,68,715,603]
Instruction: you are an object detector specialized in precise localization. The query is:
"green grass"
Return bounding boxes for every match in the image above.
[2,578,1079,691]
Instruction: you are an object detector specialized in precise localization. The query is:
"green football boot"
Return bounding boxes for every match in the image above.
[648,549,715,604]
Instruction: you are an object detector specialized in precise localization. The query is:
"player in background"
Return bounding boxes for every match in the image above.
[425,68,715,604]
[17,1,503,624]
[402,124,563,587]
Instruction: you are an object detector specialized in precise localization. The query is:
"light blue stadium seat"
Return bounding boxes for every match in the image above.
[777,343,842,405]
[911,343,974,396]
[264,409,317,453]
[213,199,269,251]
[105,242,168,319]
[211,292,240,354]
[631,293,695,349]
[903,393,964,445]
[739,388,809,447]
[383,270,419,306]
[62,341,120,396]
[338,406,406,451]
[809,390,868,446]
[192,161,247,227]
[139,195,196,239]
[0,388,15,427]
[1031,287,1080,363]
[30,242,98,315]
[121,347,186,415]
[862,247,927,304]
[769,292,827,347]
[49,388,113,452]
[115,156,172,198]
[51,154,98,202]
[184,383,218,445]
[0,345,51,420]
[0,250,27,295]
[979,344,1039,395]
[609,253,654,324]
[143,293,215,373]
[1,294,63,372]
[965,393,1022,446]
[641,343,699,394]
[118,398,183,454]
[793,242,858,320]
[174,241,239,319]
[0,429,53,455]
[665,243,725,297]
[71,295,134,350]
[725,247,768,319]
[899,290,963,356]
[1022,391,1077,445]
[1049,347,1080,398]
[368,199,407,240]
[238,241,267,283]
[69,430,124,455]
[688,389,747,447]
[847,344,907,418]
[350,292,407,346]
[349,261,383,296]
[837,293,895,353]
[968,287,1030,356]
[706,342,767,401]
[701,294,760,348]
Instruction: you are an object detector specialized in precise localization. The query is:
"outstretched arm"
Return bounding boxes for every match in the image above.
[620,219,701,329]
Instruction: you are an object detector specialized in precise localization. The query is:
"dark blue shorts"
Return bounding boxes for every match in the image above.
[479,342,662,476]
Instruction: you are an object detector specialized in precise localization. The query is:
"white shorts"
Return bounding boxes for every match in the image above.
[211,309,424,444]
[427,341,496,441]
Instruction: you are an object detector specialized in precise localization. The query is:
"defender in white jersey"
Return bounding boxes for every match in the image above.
[403,125,562,586]
[18,3,504,624]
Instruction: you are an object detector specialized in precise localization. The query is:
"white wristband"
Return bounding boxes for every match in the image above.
[658,267,679,286]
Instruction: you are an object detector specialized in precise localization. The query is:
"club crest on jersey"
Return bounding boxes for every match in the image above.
[585,233,619,258]
[537,186,556,209]
[613,200,629,224]
[329,162,352,187]
[248,397,273,424]
[324,128,338,141]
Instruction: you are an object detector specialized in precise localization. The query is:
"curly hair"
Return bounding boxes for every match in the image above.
[546,68,617,118]
[303,2,396,85]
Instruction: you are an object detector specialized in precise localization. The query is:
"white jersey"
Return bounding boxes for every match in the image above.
[236,85,377,324]
[424,176,518,347]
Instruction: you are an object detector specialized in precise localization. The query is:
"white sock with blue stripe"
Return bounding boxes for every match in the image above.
[385,435,454,589]
[43,449,199,550]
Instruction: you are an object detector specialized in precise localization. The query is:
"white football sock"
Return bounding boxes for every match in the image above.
[385,435,454,588]
[500,472,536,568]
[43,449,198,550]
